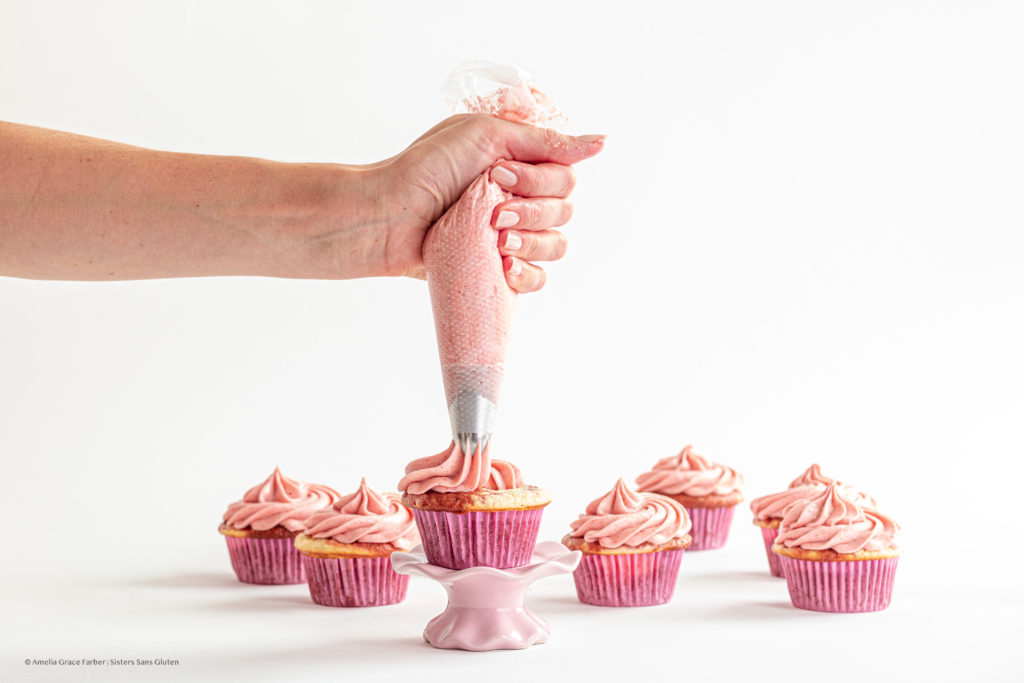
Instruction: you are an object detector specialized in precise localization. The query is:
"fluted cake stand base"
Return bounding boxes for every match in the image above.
[391,540,581,651]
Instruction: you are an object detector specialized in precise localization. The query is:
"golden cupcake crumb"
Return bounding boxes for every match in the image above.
[561,534,692,556]
[772,543,903,562]
[402,485,551,513]
[217,523,298,539]
[293,534,405,559]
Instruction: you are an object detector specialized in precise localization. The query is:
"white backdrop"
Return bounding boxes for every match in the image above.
[1,1,1021,681]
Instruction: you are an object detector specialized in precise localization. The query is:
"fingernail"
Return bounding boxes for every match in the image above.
[508,258,522,277]
[576,134,606,143]
[491,165,518,187]
[504,231,523,251]
[495,210,519,228]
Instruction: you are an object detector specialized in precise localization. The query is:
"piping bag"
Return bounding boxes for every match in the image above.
[424,62,572,465]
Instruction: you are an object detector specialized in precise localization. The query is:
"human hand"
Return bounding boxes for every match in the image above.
[369,114,604,293]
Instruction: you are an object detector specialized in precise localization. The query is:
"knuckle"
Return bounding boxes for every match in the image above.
[518,164,539,193]
[560,200,574,225]
[518,232,538,259]
[553,232,569,259]
[461,114,502,146]
[463,113,496,131]
[530,266,548,292]
[521,201,543,226]
[563,165,577,194]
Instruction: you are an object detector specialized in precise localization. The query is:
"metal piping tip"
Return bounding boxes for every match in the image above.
[456,432,491,455]
[448,391,498,452]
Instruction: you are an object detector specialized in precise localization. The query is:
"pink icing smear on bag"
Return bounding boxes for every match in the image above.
[423,175,514,424]
[424,62,570,452]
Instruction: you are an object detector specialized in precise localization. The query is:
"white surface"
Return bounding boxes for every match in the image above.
[1,1,1022,681]
[1,534,1011,682]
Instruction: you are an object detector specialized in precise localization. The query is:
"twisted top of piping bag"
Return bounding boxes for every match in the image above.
[442,61,573,134]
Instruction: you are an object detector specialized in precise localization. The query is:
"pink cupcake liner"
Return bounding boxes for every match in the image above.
[411,508,543,569]
[685,506,736,550]
[572,549,684,607]
[301,554,410,607]
[224,536,305,585]
[758,525,783,577]
[777,554,899,612]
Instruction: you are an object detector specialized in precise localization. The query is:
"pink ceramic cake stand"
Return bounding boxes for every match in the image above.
[391,540,581,651]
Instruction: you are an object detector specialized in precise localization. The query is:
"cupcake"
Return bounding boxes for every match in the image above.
[750,464,877,577]
[635,445,743,550]
[563,479,691,607]
[398,441,550,569]
[219,467,340,584]
[772,483,901,612]
[295,479,419,607]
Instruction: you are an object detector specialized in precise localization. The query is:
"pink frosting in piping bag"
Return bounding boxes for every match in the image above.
[635,445,744,497]
[404,63,570,493]
[424,173,515,414]
[302,479,419,549]
[569,478,691,548]
[775,483,899,553]
[222,467,341,532]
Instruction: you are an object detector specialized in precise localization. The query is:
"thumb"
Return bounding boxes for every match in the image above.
[490,118,606,166]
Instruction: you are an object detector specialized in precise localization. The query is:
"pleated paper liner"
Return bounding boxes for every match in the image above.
[224,536,305,585]
[685,506,736,550]
[571,549,685,607]
[301,554,409,607]
[411,508,543,569]
[777,554,899,613]
[756,522,783,577]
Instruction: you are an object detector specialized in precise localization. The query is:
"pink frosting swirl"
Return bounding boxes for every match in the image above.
[398,441,523,494]
[487,458,523,490]
[789,463,834,488]
[776,483,900,553]
[302,479,419,549]
[222,467,340,532]
[635,445,744,497]
[788,464,878,509]
[569,478,691,549]
[750,484,822,521]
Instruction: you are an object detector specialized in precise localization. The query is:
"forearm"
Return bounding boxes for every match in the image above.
[0,121,386,280]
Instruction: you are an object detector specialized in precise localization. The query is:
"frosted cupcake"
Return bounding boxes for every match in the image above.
[219,467,340,584]
[750,464,877,577]
[772,483,901,612]
[295,479,419,607]
[562,479,692,607]
[635,445,743,550]
[398,441,550,569]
